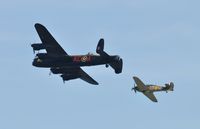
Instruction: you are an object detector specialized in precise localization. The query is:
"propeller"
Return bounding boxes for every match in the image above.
[131,83,137,93]
[30,43,35,54]
[61,76,65,84]
[49,71,52,76]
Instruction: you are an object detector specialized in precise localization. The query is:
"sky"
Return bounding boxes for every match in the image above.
[0,0,200,129]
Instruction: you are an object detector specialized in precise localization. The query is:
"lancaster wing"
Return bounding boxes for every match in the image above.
[60,67,98,85]
[34,23,68,55]
[79,69,99,85]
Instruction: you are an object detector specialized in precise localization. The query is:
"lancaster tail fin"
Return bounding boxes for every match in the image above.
[96,38,104,54]
[96,38,123,74]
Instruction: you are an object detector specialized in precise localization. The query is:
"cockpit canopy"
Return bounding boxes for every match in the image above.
[87,52,94,55]
[34,55,39,60]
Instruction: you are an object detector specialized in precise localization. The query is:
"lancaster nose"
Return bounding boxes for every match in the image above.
[32,61,36,66]
[32,60,37,66]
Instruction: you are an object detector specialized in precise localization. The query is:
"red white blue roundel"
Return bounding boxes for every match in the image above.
[81,56,87,62]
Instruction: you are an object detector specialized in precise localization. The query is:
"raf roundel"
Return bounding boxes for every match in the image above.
[81,56,88,62]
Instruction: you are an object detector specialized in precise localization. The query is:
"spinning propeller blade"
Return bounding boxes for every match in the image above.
[133,84,137,93]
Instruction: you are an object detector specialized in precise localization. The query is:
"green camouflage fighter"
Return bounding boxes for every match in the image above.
[132,76,174,102]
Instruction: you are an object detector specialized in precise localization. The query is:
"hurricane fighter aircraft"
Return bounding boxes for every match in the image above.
[132,76,174,102]
[31,23,123,85]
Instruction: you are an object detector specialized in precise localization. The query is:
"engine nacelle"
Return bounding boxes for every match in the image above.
[31,43,45,52]
[36,53,49,59]
[51,68,63,74]
[61,74,80,81]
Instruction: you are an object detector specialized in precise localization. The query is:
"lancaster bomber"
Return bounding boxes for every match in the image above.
[132,76,174,102]
[31,23,123,85]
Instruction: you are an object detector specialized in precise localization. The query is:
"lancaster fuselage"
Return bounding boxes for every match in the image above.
[32,53,120,68]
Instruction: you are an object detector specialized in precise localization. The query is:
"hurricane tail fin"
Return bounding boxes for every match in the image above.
[165,82,174,91]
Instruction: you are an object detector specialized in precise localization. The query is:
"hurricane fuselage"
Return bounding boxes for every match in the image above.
[135,85,166,92]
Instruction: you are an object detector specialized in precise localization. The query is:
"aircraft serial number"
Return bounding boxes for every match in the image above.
[73,56,91,62]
